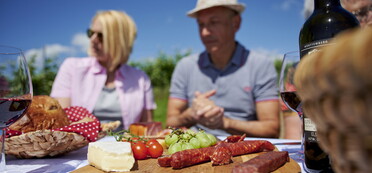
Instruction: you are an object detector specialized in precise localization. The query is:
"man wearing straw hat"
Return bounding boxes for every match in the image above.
[167,0,280,137]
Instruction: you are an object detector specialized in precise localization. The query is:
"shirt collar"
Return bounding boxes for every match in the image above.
[91,58,126,89]
[91,58,126,79]
[92,58,106,74]
[116,65,127,79]
[198,42,247,68]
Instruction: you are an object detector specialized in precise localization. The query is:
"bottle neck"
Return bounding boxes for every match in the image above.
[314,0,341,9]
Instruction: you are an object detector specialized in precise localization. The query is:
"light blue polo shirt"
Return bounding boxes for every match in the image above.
[169,42,279,136]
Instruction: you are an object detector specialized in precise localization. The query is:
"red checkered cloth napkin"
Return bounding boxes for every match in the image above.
[6,106,101,142]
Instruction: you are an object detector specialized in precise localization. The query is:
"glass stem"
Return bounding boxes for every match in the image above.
[0,128,6,172]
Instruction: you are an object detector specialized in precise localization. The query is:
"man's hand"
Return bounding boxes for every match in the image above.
[191,90,224,129]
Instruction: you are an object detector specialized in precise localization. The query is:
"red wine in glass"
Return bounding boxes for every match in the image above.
[280,91,303,117]
[279,51,302,118]
[0,98,31,127]
[0,45,33,171]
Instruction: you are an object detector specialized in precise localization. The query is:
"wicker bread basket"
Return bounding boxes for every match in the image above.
[5,106,120,159]
[5,130,89,159]
[294,27,372,173]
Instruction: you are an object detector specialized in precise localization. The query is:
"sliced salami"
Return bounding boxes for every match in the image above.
[211,142,232,166]
[224,134,246,143]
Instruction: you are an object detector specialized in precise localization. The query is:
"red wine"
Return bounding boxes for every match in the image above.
[0,98,31,128]
[280,91,302,114]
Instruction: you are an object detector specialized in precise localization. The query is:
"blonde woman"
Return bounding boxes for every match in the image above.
[51,10,156,130]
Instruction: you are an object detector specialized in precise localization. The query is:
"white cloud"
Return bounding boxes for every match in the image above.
[24,44,73,69]
[303,0,314,19]
[72,32,89,53]
[280,0,298,10]
[278,0,313,20]
[46,44,74,57]
[25,44,73,61]
[24,32,89,70]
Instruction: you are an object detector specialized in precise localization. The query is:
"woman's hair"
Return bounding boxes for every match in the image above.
[89,10,137,71]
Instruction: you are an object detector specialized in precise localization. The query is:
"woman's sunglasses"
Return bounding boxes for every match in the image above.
[86,29,103,42]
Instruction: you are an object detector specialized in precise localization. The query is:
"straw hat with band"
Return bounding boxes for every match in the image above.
[187,0,246,18]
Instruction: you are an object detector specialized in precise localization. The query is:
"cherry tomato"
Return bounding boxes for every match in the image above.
[146,139,159,147]
[140,138,149,144]
[147,142,163,158]
[131,142,148,160]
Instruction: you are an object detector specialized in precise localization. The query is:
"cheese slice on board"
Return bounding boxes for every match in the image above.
[88,141,134,172]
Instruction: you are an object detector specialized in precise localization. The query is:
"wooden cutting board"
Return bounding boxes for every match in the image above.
[72,152,301,173]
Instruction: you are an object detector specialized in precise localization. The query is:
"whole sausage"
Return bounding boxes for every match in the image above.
[170,140,275,169]
[157,155,172,167]
[227,140,275,157]
[170,147,215,169]
[211,140,275,166]
[232,151,289,173]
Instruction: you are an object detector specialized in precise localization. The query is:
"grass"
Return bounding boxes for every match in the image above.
[153,87,169,128]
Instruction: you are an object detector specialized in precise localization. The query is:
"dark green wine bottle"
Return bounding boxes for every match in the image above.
[298,0,359,172]
[299,0,359,58]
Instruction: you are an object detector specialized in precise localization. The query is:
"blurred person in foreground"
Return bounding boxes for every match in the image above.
[166,0,280,137]
[282,0,372,140]
[342,0,372,27]
[294,27,372,173]
[51,10,156,130]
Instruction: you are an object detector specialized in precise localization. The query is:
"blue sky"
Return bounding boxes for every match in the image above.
[0,0,312,65]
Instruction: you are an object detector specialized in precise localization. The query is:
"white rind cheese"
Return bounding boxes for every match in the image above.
[88,141,135,172]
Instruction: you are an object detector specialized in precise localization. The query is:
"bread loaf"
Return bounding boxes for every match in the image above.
[9,95,70,132]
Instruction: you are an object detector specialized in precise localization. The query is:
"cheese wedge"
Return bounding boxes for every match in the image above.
[88,141,134,172]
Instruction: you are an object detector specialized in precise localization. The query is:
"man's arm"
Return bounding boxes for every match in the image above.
[166,98,196,128]
[223,100,280,138]
[283,111,302,139]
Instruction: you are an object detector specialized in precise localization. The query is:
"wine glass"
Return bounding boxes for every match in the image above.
[279,51,304,162]
[279,51,302,117]
[0,45,32,171]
